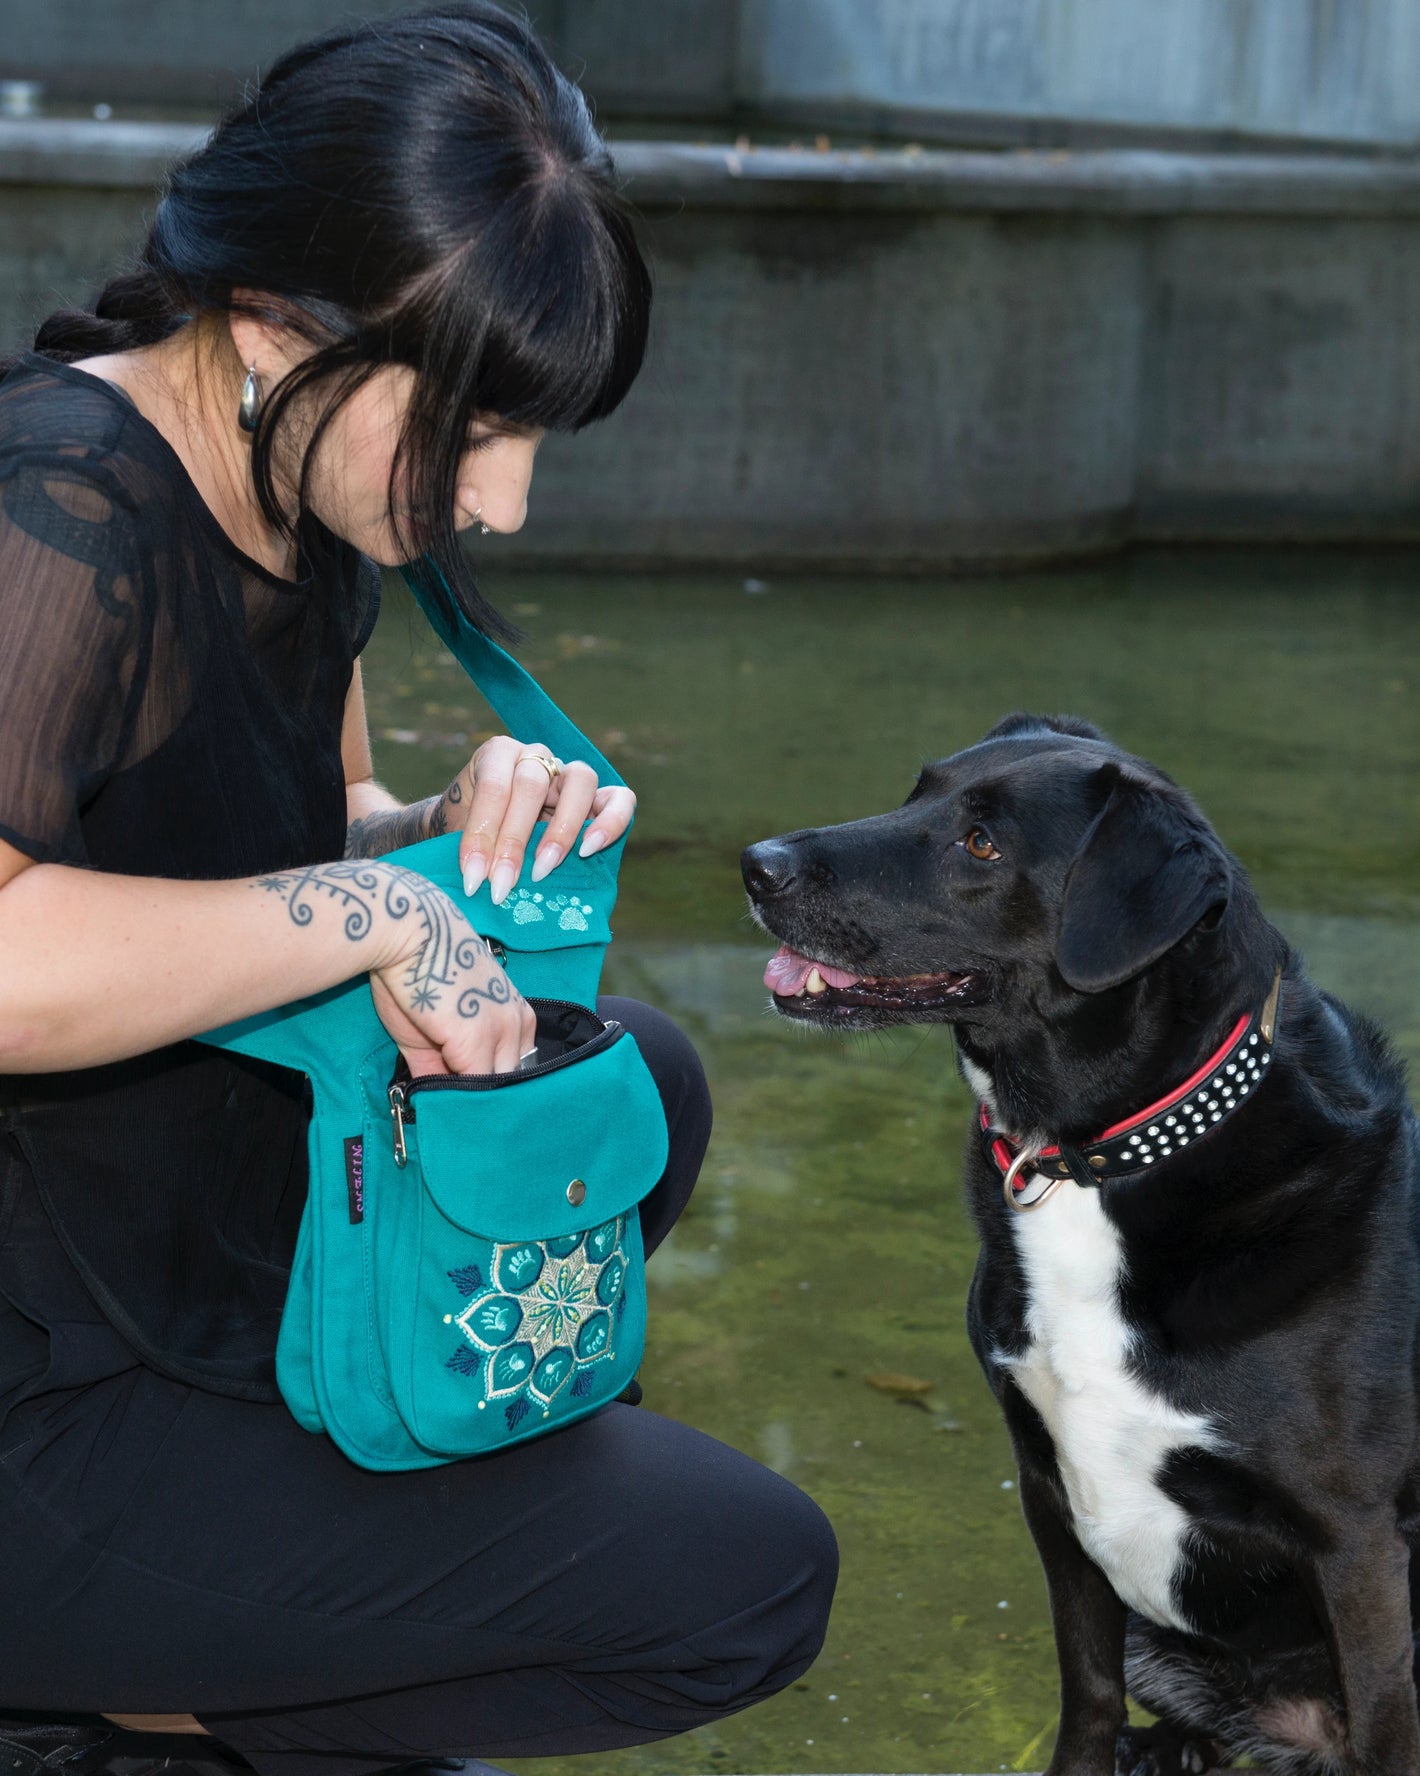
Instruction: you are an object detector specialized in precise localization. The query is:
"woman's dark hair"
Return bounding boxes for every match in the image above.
[20,3,651,638]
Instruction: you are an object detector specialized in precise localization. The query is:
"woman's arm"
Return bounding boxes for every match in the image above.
[342,662,452,855]
[0,836,534,1076]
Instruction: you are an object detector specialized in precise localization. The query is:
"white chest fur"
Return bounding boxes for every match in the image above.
[996,1182,1219,1632]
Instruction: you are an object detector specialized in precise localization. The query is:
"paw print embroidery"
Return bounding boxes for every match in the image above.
[544,893,593,933]
[508,889,545,924]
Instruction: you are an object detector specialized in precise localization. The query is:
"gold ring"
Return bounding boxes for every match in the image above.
[518,751,561,785]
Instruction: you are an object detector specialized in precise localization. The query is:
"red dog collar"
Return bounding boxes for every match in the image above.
[981,969,1283,1211]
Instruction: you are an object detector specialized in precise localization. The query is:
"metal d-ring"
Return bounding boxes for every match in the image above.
[1002,1146,1067,1213]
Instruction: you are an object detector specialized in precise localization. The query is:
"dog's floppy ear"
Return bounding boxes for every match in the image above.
[1056,766,1231,993]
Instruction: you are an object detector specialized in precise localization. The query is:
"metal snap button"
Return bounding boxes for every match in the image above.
[566,1178,587,1206]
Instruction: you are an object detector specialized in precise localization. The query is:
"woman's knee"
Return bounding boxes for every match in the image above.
[750,1483,838,1682]
[600,997,711,1255]
[675,1475,839,1714]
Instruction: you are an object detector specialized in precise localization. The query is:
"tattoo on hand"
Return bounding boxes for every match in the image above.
[252,863,513,1022]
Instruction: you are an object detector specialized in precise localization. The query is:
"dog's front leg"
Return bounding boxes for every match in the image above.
[1017,1465,1127,1776]
[1309,1511,1419,1774]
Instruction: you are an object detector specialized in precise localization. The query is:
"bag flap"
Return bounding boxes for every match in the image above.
[380,830,618,956]
[364,1033,668,1242]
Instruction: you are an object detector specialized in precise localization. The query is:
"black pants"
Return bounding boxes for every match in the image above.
[0,1000,838,1776]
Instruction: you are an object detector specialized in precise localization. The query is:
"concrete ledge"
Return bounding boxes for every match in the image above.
[620,142,1420,219]
[9,122,1420,221]
[0,119,205,188]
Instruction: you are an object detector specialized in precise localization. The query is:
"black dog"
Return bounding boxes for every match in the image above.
[742,713,1420,1776]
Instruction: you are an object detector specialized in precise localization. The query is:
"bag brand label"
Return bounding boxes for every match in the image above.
[344,1136,365,1223]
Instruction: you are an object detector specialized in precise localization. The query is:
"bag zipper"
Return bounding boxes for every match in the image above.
[386,1006,622,1167]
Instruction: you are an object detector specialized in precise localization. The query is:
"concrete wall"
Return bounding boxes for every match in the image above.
[0,0,733,117]
[2,121,1419,568]
[741,0,1420,151]
[7,0,1420,151]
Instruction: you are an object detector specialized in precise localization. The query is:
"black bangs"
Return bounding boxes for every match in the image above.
[471,189,652,434]
[385,148,652,641]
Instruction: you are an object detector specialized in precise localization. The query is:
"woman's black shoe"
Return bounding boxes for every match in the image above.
[0,1719,247,1776]
[0,1721,129,1776]
[1,1723,510,1776]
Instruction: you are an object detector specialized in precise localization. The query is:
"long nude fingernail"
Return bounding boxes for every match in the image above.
[530,842,562,883]
[489,861,518,906]
[462,855,488,897]
[578,829,607,859]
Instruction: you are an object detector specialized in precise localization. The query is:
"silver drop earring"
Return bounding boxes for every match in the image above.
[237,363,262,435]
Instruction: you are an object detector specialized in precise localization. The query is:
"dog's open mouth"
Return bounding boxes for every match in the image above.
[763,944,977,1019]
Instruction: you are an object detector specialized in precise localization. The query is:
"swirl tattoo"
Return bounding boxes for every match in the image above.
[251,862,515,1023]
[457,972,514,1019]
[254,864,383,940]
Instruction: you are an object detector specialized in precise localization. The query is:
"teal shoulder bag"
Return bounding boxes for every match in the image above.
[197,565,669,1470]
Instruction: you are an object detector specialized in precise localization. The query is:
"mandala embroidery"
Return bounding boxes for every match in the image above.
[445,1218,627,1423]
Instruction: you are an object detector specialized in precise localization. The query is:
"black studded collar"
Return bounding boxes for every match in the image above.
[981,970,1283,1212]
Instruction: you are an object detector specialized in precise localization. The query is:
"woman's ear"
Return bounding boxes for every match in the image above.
[1055,769,1231,993]
[227,295,302,382]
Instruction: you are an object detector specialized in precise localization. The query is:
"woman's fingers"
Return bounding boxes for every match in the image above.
[578,784,637,859]
[487,751,567,903]
[455,737,638,901]
[456,737,548,900]
[530,760,598,881]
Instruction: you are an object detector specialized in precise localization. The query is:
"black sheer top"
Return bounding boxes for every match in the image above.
[0,355,380,1399]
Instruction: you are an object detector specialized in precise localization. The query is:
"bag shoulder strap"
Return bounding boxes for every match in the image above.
[399,562,625,789]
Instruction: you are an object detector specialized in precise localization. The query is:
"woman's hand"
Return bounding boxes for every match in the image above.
[442,736,636,903]
[368,866,535,1075]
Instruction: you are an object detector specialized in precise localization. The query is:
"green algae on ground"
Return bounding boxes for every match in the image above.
[360,554,1419,1776]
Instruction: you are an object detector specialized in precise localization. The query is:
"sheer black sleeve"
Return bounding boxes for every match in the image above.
[0,454,152,865]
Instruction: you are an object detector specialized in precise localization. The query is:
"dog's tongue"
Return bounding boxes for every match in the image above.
[764,944,861,996]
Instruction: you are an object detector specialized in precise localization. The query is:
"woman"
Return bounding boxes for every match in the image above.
[0,8,837,1774]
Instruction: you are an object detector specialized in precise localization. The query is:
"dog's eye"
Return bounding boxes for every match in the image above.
[962,828,1001,862]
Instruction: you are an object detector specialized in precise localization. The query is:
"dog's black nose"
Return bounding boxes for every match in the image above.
[741,839,797,901]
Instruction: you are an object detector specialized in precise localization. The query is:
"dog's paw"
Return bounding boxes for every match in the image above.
[1115,1722,1219,1776]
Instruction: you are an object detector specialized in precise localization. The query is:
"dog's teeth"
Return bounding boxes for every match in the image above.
[805,967,828,995]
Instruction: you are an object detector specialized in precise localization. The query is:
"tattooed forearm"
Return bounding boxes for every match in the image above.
[254,862,386,940]
[344,792,450,859]
[252,862,514,1021]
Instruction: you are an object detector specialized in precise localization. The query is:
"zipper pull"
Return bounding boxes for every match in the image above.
[388,1081,409,1168]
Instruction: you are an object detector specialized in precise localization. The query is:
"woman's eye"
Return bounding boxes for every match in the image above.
[963,828,1001,861]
